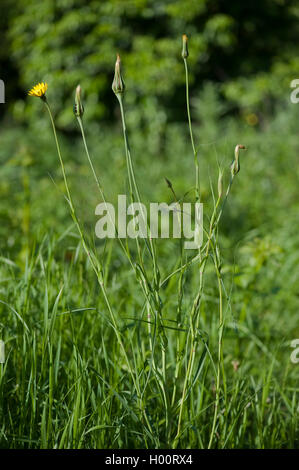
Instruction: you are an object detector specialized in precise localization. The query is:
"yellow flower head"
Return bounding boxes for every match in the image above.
[28,82,48,98]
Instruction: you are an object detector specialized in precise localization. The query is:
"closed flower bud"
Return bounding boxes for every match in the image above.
[112,54,125,96]
[182,34,189,59]
[231,144,246,177]
[73,85,84,118]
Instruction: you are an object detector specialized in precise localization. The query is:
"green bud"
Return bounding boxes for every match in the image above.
[112,54,125,96]
[73,85,84,118]
[231,144,246,177]
[182,34,189,59]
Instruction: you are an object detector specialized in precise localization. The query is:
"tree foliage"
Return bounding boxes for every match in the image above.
[1,0,299,128]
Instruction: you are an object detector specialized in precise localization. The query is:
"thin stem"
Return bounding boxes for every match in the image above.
[76,117,104,195]
[116,93,169,432]
[76,114,157,437]
[173,61,202,447]
[76,116,134,267]
[44,100,139,397]
[208,245,224,449]
[184,58,199,201]
[173,187,228,447]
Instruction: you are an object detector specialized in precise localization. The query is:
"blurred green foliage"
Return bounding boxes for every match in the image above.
[0,0,298,129]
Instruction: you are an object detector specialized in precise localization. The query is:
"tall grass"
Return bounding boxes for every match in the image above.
[0,37,298,449]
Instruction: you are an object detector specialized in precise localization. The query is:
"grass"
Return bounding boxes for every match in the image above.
[0,45,299,448]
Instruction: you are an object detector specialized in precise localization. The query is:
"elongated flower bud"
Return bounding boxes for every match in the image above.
[231,144,246,177]
[112,54,125,96]
[73,85,84,117]
[182,34,189,59]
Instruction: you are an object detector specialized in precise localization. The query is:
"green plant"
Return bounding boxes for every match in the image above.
[1,27,299,450]
[27,37,250,448]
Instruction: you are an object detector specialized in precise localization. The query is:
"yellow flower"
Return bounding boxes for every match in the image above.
[28,82,48,98]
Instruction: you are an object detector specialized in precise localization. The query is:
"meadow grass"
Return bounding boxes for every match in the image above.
[0,40,299,449]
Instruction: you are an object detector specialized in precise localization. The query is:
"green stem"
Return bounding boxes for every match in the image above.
[173,194,223,447]
[173,60,201,447]
[208,247,224,449]
[76,116,134,266]
[76,114,156,438]
[44,99,139,398]
[116,93,169,433]
[77,117,104,195]
[184,58,199,201]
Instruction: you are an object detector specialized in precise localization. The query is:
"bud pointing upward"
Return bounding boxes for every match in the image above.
[182,34,189,59]
[112,54,125,96]
[74,84,84,118]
